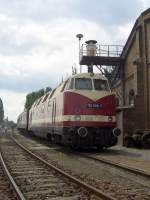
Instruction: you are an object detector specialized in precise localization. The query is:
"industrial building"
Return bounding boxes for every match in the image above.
[115,8,150,146]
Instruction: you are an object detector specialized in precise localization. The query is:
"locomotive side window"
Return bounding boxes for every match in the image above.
[75,78,92,90]
[93,79,109,91]
[61,80,68,92]
[36,97,42,106]
[42,93,49,103]
[65,78,74,90]
[70,78,74,89]
[49,88,56,98]
[34,100,38,107]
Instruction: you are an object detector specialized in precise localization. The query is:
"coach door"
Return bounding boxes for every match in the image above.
[52,99,56,126]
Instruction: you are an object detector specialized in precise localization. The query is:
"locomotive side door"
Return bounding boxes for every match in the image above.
[52,98,56,127]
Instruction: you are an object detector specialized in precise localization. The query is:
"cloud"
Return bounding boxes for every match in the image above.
[140,0,150,9]
[74,0,143,26]
[0,0,144,26]
[0,18,116,93]
[0,0,149,121]
[0,89,26,122]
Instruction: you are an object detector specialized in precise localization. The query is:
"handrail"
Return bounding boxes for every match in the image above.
[80,44,124,59]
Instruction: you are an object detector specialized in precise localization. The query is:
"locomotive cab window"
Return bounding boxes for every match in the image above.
[93,79,109,91]
[75,78,92,90]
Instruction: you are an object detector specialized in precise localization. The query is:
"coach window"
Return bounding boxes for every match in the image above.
[75,78,92,90]
[129,89,135,106]
[93,79,109,91]
[30,112,32,123]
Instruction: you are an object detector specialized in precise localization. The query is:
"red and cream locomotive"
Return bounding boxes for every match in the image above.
[18,39,121,149]
[17,72,121,149]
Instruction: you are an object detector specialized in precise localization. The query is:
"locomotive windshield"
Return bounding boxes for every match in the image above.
[94,79,109,91]
[75,78,92,90]
[65,77,109,91]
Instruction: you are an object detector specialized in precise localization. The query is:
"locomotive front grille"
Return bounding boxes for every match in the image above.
[94,128,117,146]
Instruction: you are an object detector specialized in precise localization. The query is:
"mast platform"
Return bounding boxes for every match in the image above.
[80,43,124,66]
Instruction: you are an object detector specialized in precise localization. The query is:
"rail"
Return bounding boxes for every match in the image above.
[76,152,150,179]
[0,152,26,200]
[12,136,116,200]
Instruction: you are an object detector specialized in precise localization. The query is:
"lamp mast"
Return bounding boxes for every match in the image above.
[76,34,83,73]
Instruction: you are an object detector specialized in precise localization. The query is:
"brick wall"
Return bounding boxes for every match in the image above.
[115,9,150,139]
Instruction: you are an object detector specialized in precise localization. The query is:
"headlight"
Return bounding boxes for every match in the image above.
[108,116,113,122]
[74,115,81,121]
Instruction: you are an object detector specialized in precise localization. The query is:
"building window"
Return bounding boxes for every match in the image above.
[129,89,135,106]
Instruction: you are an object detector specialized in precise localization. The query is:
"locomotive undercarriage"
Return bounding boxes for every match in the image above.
[62,126,118,149]
[28,126,118,149]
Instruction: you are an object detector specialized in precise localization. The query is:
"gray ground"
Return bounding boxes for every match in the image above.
[110,145,150,161]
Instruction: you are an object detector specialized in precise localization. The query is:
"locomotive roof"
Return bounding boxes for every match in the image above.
[30,73,108,110]
[71,73,107,80]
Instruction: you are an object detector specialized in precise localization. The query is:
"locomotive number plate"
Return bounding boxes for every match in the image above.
[87,103,102,108]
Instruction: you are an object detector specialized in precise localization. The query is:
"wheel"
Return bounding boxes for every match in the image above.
[142,133,150,148]
[47,133,52,142]
[124,135,134,147]
[96,145,103,151]
[71,144,80,150]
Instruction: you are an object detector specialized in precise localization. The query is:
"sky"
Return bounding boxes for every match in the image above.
[0,0,149,122]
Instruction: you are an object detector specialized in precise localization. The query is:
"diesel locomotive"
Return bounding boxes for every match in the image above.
[17,72,121,149]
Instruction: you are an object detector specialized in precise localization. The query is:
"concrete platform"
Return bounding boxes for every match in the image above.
[110,145,150,161]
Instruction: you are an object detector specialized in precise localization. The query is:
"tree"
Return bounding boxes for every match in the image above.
[25,88,45,109]
[25,86,53,109]
[0,98,4,124]
[45,87,52,93]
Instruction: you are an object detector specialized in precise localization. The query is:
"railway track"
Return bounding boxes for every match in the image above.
[0,153,19,200]
[0,134,116,200]
[76,151,150,184]
[19,131,150,180]
[20,131,150,185]
[13,131,150,200]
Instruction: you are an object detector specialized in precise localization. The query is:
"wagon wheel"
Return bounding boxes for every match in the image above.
[69,133,80,150]
[96,145,104,151]
[70,142,80,151]
[123,135,134,147]
[142,133,150,148]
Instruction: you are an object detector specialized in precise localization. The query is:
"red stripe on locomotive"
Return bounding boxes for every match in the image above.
[63,92,116,116]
